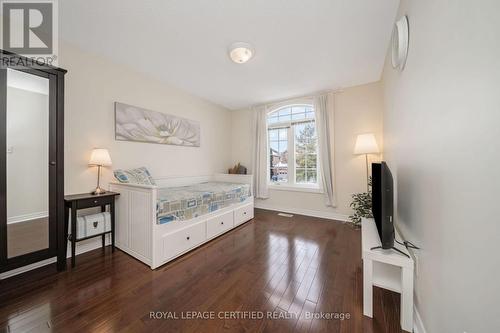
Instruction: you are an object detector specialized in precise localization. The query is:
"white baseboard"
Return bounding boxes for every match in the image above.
[413,306,427,333]
[0,235,111,280]
[7,211,48,224]
[254,202,350,222]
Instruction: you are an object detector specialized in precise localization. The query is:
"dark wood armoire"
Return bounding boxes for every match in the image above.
[0,50,67,273]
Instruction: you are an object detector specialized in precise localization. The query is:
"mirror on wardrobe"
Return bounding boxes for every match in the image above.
[6,68,50,258]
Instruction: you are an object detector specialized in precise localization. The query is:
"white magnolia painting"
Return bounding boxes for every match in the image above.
[115,102,200,147]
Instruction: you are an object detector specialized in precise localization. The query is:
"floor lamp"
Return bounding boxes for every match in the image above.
[354,133,380,192]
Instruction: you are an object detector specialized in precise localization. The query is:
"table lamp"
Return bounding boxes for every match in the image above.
[89,148,112,195]
[354,133,380,192]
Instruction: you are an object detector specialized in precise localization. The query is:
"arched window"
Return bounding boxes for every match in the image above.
[267,104,319,188]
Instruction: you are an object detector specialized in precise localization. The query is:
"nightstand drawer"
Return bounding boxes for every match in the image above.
[77,196,113,209]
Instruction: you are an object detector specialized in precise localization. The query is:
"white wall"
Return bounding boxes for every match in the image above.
[382,1,500,332]
[6,87,49,221]
[59,43,233,195]
[231,82,384,218]
[54,42,233,256]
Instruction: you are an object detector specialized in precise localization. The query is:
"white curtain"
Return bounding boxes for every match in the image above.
[315,93,337,207]
[251,105,269,199]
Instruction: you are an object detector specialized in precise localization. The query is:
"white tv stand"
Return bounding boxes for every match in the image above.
[361,218,414,332]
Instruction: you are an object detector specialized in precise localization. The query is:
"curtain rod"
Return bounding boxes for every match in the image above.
[251,88,344,109]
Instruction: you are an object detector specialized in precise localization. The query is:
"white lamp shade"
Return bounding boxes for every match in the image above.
[354,133,380,155]
[89,148,112,166]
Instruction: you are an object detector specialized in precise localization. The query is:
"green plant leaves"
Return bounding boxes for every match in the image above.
[349,177,373,226]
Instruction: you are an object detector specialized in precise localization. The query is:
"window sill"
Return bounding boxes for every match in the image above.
[268,184,323,194]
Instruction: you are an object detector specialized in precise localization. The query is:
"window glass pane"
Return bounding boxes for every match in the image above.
[296,153,305,167]
[296,168,305,183]
[309,122,317,137]
[291,112,305,121]
[269,127,288,184]
[270,162,288,182]
[268,116,279,124]
[268,129,278,141]
[278,114,291,122]
[278,140,288,153]
[297,122,316,145]
[268,105,318,187]
[278,107,291,117]
[295,122,316,142]
[307,170,317,183]
[270,141,279,152]
[279,128,287,140]
[306,154,317,168]
[294,120,318,185]
[294,123,306,137]
[306,137,317,153]
[274,166,288,182]
[291,106,306,114]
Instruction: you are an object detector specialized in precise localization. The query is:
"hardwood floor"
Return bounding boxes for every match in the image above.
[0,209,404,333]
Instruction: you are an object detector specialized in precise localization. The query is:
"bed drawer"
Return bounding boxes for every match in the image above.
[163,222,206,260]
[234,202,254,226]
[206,211,234,239]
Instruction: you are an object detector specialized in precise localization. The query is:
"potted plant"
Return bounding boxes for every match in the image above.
[349,177,373,226]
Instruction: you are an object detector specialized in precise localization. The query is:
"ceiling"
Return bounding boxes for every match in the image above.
[60,0,399,110]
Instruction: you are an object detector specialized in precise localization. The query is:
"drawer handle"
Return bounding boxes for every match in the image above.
[221,222,224,225]
[94,200,98,204]
[243,212,247,215]
[186,236,190,240]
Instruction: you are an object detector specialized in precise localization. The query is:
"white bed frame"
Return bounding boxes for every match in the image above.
[109,174,254,269]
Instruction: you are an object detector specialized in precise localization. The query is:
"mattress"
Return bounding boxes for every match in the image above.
[156,181,251,224]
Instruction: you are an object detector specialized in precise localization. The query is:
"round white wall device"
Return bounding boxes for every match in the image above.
[391,15,409,71]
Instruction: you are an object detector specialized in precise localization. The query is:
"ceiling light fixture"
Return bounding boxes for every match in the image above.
[228,42,254,64]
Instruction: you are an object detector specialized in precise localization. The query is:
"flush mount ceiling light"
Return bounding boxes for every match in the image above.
[391,15,409,71]
[228,42,254,64]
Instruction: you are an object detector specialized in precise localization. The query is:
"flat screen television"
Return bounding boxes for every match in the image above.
[371,162,394,249]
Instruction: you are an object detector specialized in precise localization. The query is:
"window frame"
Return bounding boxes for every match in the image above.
[266,102,322,192]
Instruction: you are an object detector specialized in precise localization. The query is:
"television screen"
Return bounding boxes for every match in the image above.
[371,161,394,249]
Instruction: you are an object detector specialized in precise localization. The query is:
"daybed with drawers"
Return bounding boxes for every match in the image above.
[109,173,254,269]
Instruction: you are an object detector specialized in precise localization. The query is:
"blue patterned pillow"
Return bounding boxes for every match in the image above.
[113,167,156,185]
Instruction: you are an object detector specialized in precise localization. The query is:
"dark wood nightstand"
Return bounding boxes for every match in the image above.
[63,192,120,268]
